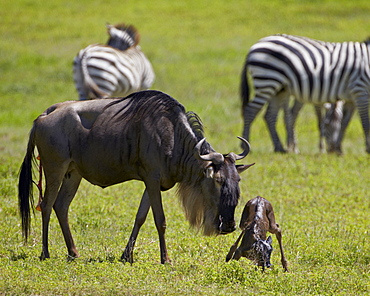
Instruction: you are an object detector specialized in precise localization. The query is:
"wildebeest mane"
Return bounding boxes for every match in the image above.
[105,90,184,122]
[105,91,210,147]
[186,111,204,140]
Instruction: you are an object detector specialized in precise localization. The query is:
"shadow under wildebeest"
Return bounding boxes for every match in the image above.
[226,196,288,272]
[18,90,255,264]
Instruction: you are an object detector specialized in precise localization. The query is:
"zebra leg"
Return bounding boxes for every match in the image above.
[335,102,355,154]
[286,97,302,153]
[283,97,303,153]
[242,98,267,146]
[313,104,325,153]
[264,98,286,153]
[354,96,370,153]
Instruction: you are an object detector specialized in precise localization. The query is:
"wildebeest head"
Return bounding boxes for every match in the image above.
[179,136,254,236]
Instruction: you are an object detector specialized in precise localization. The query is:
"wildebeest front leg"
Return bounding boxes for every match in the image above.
[267,210,288,272]
[122,190,151,264]
[53,169,82,259]
[147,181,170,264]
[149,186,171,264]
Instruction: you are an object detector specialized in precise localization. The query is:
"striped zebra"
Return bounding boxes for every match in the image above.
[241,34,369,153]
[73,23,155,100]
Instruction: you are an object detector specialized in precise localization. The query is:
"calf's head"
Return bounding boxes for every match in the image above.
[232,235,273,271]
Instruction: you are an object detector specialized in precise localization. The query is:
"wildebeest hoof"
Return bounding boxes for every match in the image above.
[120,252,133,264]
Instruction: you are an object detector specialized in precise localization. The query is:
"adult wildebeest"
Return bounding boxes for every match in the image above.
[18,90,254,264]
[226,196,288,272]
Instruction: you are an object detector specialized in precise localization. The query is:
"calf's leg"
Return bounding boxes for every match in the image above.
[267,209,288,272]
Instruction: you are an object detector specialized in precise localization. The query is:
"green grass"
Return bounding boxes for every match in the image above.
[1,0,370,295]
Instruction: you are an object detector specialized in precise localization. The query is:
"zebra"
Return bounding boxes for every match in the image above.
[73,23,155,100]
[241,34,369,154]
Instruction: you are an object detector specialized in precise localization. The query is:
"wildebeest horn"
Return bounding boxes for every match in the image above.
[194,138,224,164]
[234,136,251,160]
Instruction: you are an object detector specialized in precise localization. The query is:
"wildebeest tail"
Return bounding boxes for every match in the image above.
[18,125,36,241]
[240,58,250,111]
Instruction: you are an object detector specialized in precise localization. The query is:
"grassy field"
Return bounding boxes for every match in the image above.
[1,0,369,295]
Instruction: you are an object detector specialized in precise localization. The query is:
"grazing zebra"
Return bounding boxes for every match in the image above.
[241,34,370,154]
[73,23,155,100]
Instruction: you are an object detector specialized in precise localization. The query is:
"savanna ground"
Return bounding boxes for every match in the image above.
[1,0,369,295]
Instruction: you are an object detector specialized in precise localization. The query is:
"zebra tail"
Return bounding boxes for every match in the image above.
[240,58,250,110]
[18,125,36,241]
[80,50,109,99]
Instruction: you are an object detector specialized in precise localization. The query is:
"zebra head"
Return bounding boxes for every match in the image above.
[323,101,344,154]
[106,23,140,50]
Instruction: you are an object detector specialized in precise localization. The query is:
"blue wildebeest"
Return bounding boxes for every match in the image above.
[18,90,254,264]
[226,196,288,272]
[241,34,369,154]
[73,23,155,100]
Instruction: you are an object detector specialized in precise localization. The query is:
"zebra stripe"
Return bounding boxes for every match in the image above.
[73,23,155,100]
[241,34,370,153]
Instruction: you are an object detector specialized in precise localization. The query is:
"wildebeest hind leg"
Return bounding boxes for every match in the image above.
[40,169,66,260]
[53,169,82,259]
[122,190,151,264]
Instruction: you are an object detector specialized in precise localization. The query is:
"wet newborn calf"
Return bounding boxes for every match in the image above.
[226,196,288,272]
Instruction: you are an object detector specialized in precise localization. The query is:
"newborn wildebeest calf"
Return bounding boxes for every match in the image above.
[226,196,288,272]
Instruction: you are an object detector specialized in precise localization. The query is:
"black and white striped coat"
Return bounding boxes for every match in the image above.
[73,24,155,100]
[241,34,370,153]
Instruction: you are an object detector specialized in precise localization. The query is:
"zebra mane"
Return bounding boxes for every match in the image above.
[106,23,140,50]
[364,37,370,45]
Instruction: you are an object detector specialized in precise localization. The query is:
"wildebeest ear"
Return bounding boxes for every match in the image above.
[266,236,272,244]
[205,166,214,178]
[236,163,255,174]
